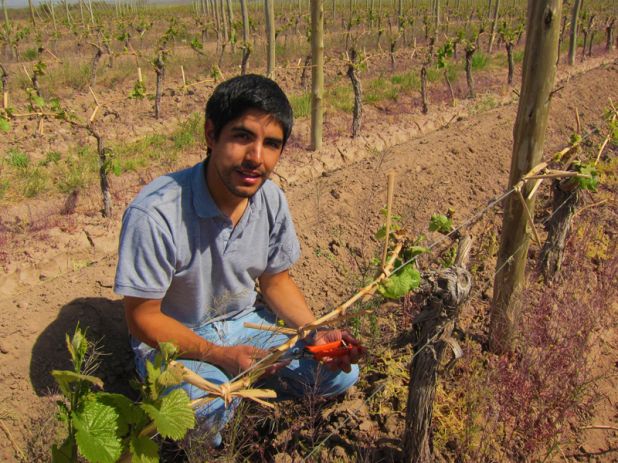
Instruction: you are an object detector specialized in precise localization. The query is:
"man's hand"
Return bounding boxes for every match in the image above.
[214,345,288,377]
[213,344,269,376]
[310,329,364,373]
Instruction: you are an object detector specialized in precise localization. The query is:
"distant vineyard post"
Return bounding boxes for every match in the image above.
[27,0,36,28]
[240,0,251,74]
[487,0,500,53]
[264,0,275,78]
[310,0,324,150]
[2,0,9,29]
[567,0,581,65]
[489,0,563,354]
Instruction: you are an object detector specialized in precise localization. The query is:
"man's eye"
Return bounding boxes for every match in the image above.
[266,141,282,149]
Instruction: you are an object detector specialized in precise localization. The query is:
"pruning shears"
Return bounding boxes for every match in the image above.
[281,339,363,362]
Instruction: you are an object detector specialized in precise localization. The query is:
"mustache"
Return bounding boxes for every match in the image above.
[240,161,265,173]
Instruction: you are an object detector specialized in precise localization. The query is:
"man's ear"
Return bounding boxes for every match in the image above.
[205,119,216,148]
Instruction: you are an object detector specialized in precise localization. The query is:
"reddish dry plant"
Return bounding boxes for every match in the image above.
[486,229,617,460]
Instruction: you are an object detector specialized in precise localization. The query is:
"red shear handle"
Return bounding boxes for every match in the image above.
[305,340,358,362]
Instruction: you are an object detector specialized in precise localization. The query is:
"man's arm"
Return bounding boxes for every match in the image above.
[258,270,315,328]
[124,296,268,376]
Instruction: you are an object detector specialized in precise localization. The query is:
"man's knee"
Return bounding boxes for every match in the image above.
[318,364,359,397]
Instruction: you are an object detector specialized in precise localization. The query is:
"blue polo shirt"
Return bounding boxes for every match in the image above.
[114,160,301,328]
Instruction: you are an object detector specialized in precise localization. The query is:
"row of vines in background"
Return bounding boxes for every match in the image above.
[0,0,616,218]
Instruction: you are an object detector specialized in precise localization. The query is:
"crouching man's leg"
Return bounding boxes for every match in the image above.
[131,338,239,448]
[177,358,239,448]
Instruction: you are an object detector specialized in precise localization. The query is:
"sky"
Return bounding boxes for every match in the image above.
[4,0,185,8]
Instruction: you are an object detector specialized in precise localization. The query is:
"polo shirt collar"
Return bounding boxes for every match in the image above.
[192,160,221,219]
[192,159,264,219]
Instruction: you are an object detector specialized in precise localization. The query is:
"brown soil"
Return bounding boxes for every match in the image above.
[0,56,616,462]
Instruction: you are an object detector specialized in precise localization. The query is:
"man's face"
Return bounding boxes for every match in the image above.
[205,108,284,199]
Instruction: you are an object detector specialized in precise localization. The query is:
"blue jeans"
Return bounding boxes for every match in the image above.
[132,308,359,443]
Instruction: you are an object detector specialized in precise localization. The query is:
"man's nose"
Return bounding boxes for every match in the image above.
[245,141,264,165]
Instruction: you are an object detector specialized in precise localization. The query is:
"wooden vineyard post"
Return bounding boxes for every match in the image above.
[264,0,276,78]
[402,236,473,463]
[310,0,324,150]
[567,0,581,65]
[487,0,500,53]
[27,0,36,28]
[240,0,251,74]
[2,0,9,30]
[489,0,563,354]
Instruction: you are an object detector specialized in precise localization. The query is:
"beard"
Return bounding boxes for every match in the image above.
[216,160,270,198]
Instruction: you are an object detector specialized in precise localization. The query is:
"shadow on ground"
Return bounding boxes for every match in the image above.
[29,297,136,398]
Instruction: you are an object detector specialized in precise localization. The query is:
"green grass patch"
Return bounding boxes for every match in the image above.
[112,113,203,174]
[23,167,49,198]
[57,146,98,194]
[327,84,354,113]
[364,76,399,103]
[23,47,39,61]
[40,151,62,167]
[0,113,204,203]
[391,71,420,92]
[45,62,91,92]
[473,94,499,113]
[0,179,8,199]
[172,113,202,149]
[5,148,30,169]
[513,50,525,64]
[426,67,441,82]
[290,92,311,119]
[471,52,489,70]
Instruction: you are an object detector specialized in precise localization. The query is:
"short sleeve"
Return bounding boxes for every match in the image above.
[114,207,176,299]
[264,193,301,274]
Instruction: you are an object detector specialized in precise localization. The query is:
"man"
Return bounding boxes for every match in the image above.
[114,74,360,446]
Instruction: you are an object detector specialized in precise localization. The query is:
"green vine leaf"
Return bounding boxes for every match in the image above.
[72,399,123,463]
[31,95,45,108]
[66,327,89,371]
[140,388,195,440]
[130,435,159,463]
[97,392,144,435]
[156,362,184,389]
[378,264,421,299]
[51,436,75,463]
[407,245,431,259]
[429,214,453,234]
[129,80,146,99]
[573,162,599,191]
[52,370,104,397]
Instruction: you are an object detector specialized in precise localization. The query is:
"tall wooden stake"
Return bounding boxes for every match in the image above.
[310,0,324,150]
[240,0,251,74]
[567,0,581,65]
[489,0,563,354]
[264,0,276,78]
[381,172,396,267]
